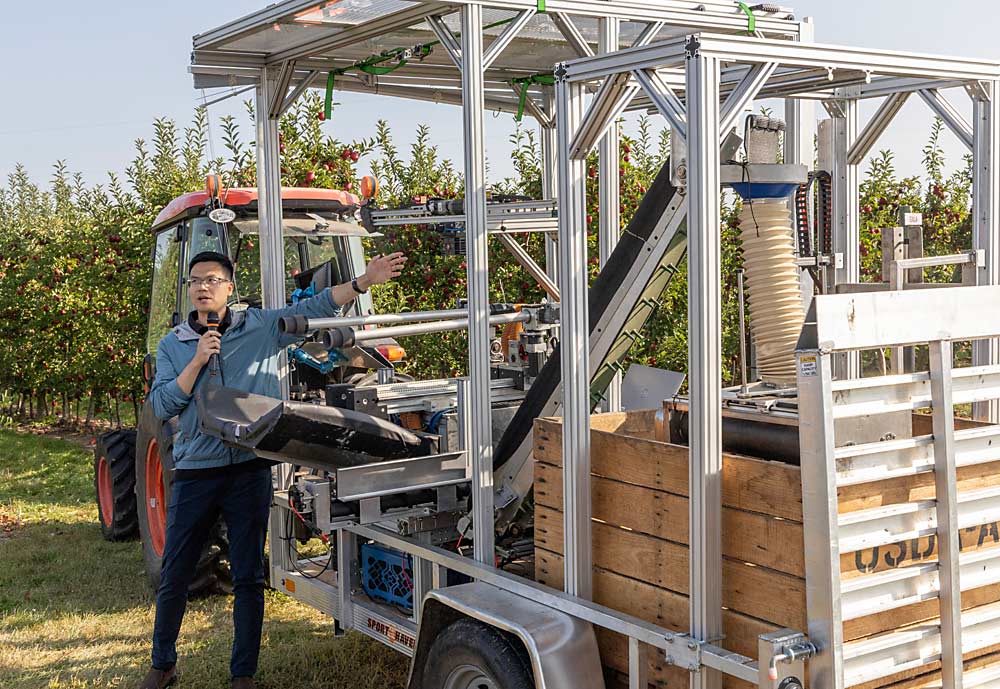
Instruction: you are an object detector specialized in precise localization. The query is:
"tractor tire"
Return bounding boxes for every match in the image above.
[420,619,534,689]
[94,429,139,541]
[136,404,231,597]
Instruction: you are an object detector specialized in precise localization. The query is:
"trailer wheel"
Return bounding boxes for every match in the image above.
[421,618,534,689]
[136,405,231,596]
[93,429,139,541]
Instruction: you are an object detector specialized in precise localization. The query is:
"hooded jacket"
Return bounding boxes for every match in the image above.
[147,288,341,470]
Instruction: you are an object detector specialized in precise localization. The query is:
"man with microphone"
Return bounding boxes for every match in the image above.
[139,249,406,689]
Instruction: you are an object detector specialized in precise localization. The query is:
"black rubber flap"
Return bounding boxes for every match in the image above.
[492,159,678,470]
[196,385,431,470]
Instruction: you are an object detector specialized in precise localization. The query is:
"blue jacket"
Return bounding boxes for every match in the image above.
[147,289,341,470]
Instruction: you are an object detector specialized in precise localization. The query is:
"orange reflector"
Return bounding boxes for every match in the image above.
[360,175,379,200]
[285,578,296,593]
[206,174,221,199]
[376,344,406,361]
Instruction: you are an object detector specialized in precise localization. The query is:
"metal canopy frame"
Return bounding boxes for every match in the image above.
[556,28,1000,689]
[192,3,1000,688]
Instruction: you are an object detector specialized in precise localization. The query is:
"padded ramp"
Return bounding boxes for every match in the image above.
[197,385,432,471]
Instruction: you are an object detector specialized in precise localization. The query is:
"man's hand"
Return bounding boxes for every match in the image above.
[361,252,407,289]
[193,330,221,367]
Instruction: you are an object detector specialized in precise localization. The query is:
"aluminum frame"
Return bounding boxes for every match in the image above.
[200,6,1000,689]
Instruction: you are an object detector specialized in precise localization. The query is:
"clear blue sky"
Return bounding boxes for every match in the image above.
[3,1,999,191]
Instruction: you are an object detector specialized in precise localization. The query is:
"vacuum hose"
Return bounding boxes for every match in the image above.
[739,199,806,386]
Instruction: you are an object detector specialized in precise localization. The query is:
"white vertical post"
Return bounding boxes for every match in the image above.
[255,69,290,399]
[929,340,963,689]
[830,89,860,379]
[685,48,722,689]
[256,69,294,576]
[598,17,622,412]
[786,18,816,312]
[541,91,559,286]
[798,348,845,689]
[556,70,592,600]
[460,4,495,564]
[972,80,1000,422]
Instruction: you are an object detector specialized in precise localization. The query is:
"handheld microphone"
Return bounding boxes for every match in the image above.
[206,311,221,377]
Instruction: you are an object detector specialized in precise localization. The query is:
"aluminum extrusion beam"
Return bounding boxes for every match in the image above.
[332,78,523,116]
[556,72,592,599]
[569,72,638,159]
[438,0,800,36]
[255,69,293,575]
[426,14,463,70]
[483,9,535,70]
[550,12,594,58]
[971,80,1000,422]
[565,32,1000,84]
[847,92,909,165]
[193,0,320,51]
[929,339,964,689]
[599,16,622,412]
[719,62,778,138]
[829,89,861,379]
[686,51,724,689]
[632,69,687,141]
[918,89,974,151]
[796,347,846,689]
[277,69,321,115]
[267,60,297,118]
[541,92,559,285]
[496,233,560,300]
[267,2,453,65]
[350,522,758,682]
[460,5,495,566]
[633,21,665,48]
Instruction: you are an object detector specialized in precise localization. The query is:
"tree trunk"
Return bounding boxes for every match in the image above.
[84,393,95,427]
[114,397,121,428]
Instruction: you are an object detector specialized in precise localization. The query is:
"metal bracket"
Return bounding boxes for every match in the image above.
[663,632,703,672]
[823,99,847,119]
[967,79,991,103]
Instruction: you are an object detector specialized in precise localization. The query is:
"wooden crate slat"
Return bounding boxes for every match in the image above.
[535,460,806,577]
[534,417,804,521]
[535,504,807,629]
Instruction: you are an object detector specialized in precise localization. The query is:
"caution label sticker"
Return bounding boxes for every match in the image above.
[799,355,818,377]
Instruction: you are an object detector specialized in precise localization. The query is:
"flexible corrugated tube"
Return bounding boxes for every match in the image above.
[738,198,806,386]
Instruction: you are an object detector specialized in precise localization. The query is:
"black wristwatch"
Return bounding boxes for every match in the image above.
[351,277,368,294]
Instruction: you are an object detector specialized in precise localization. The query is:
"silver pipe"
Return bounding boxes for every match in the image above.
[312,308,470,329]
[322,311,530,347]
[737,270,749,395]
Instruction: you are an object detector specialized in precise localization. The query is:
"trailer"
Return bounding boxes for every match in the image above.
[172,3,1000,688]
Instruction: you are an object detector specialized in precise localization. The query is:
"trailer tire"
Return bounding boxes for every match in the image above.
[136,405,231,597]
[421,618,534,689]
[94,429,139,541]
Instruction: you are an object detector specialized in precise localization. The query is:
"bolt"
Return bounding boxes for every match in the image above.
[688,640,699,650]
[665,633,675,643]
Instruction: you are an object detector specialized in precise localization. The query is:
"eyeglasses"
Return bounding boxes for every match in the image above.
[186,277,231,288]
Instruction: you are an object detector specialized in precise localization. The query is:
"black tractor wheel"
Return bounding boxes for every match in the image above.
[94,429,139,541]
[420,619,534,689]
[136,404,231,596]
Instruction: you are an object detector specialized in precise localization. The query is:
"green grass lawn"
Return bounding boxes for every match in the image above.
[0,430,408,688]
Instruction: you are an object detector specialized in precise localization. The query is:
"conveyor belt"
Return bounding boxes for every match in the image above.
[492,160,688,521]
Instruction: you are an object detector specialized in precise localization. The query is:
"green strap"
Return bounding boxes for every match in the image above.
[511,73,556,122]
[359,61,406,75]
[537,0,546,11]
[737,1,756,34]
[515,84,529,122]
[324,72,335,119]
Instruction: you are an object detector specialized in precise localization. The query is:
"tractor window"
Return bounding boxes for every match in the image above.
[147,227,182,355]
[188,217,229,257]
[224,227,308,307]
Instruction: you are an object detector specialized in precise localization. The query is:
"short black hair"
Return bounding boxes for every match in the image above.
[188,251,234,280]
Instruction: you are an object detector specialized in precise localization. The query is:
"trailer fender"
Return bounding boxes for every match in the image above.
[407,581,606,689]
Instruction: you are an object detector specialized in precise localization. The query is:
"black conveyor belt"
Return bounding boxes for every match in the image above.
[493,160,680,470]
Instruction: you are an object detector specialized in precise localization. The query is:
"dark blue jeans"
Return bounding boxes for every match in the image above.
[151,464,273,678]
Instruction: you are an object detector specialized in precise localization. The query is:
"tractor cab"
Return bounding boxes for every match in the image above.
[143,179,405,399]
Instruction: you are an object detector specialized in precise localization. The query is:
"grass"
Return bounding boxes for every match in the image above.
[0,430,409,688]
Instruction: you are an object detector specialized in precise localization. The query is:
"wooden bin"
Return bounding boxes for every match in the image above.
[532,410,1000,689]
